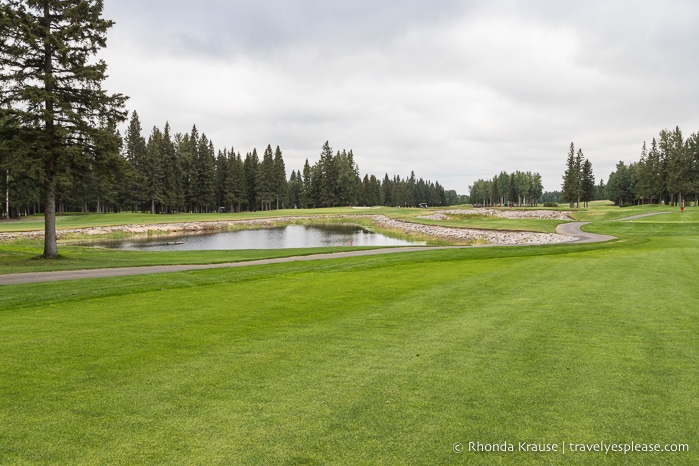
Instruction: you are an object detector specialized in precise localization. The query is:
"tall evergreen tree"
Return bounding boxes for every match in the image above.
[580,159,595,207]
[318,141,336,207]
[382,174,393,206]
[273,146,287,209]
[161,122,182,213]
[686,132,699,206]
[224,149,246,212]
[0,0,127,257]
[145,126,165,213]
[562,142,578,208]
[607,161,637,206]
[176,131,195,212]
[123,112,147,211]
[335,149,360,206]
[256,145,275,211]
[195,134,216,212]
[214,149,228,211]
[287,170,301,209]
[636,141,652,203]
[574,149,584,208]
[665,126,691,206]
[301,159,311,208]
[244,150,259,211]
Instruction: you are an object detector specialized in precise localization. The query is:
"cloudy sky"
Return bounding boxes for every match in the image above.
[101,0,699,193]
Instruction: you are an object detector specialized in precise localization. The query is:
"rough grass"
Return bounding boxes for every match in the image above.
[0,213,697,464]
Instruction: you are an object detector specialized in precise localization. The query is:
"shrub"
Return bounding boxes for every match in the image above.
[543,202,559,208]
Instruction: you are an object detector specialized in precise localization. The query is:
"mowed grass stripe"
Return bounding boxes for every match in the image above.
[0,236,697,464]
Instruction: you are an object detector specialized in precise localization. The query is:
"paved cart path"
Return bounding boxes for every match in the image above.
[0,212,672,285]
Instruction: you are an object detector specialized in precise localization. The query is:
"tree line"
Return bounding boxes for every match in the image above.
[468,171,544,207]
[1,112,466,218]
[606,126,699,206]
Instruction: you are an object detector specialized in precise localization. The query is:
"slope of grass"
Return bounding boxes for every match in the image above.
[0,242,376,275]
[0,207,407,233]
[0,218,696,464]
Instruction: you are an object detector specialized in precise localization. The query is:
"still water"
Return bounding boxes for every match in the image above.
[89,224,423,251]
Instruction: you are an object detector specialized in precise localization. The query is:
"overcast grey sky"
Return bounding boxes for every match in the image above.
[101,0,699,193]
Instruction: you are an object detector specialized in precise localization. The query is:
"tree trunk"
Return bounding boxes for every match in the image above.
[42,3,58,259]
[4,169,9,221]
[43,166,58,258]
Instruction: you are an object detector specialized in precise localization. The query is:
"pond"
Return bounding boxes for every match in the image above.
[84,224,424,251]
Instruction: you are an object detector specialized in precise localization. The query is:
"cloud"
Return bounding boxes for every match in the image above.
[101,0,699,192]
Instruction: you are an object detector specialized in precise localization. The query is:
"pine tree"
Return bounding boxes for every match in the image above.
[177,131,195,212]
[562,142,578,208]
[301,160,311,208]
[161,122,182,213]
[244,150,259,211]
[580,159,595,208]
[256,145,275,211]
[287,170,301,209]
[195,134,216,212]
[0,0,127,257]
[319,142,336,207]
[336,149,360,206]
[145,126,166,214]
[382,174,393,206]
[665,126,691,206]
[224,150,246,212]
[123,112,147,211]
[636,141,651,203]
[574,149,584,208]
[273,146,287,209]
[647,138,664,202]
[89,121,125,213]
[687,132,699,206]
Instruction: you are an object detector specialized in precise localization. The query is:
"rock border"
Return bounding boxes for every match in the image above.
[0,214,574,246]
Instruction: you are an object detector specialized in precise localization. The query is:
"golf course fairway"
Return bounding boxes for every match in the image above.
[0,206,696,464]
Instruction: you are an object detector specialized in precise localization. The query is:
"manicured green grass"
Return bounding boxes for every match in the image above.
[573,202,680,222]
[0,214,696,464]
[0,207,403,233]
[0,241,371,274]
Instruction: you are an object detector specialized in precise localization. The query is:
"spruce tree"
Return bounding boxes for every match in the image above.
[224,150,246,212]
[0,0,127,257]
[301,160,311,208]
[319,142,336,207]
[123,112,147,210]
[574,149,584,208]
[145,126,165,214]
[580,159,595,207]
[562,142,578,208]
[244,150,259,211]
[256,145,275,211]
[273,145,286,209]
[161,123,182,213]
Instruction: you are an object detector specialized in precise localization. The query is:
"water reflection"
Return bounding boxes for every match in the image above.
[85,224,423,250]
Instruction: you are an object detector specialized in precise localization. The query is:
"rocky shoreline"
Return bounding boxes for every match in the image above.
[417,209,574,221]
[0,213,575,246]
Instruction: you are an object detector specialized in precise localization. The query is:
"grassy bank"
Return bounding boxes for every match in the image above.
[0,209,696,464]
